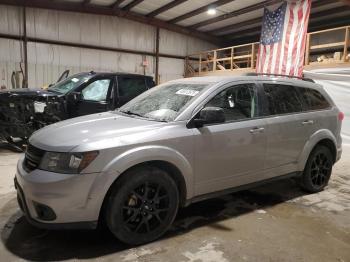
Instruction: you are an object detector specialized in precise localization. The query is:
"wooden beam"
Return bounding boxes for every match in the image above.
[0,0,222,45]
[111,0,127,10]
[146,0,188,18]
[82,0,91,5]
[190,0,282,29]
[122,0,145,11]
[168,0,234,24]
[344,27,349,61]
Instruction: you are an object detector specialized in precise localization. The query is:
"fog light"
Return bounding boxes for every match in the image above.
[33,201,56,221]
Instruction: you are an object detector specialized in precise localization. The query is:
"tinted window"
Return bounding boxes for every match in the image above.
[205,83,258,122]
[297,87,330,111]
[263,84,303,115]
[119,77,148,100]
[82,79,111,101]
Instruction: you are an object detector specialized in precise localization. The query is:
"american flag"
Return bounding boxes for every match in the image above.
[256,0,311,77]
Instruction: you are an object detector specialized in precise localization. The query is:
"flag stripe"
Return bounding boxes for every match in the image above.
[256,0,311,77]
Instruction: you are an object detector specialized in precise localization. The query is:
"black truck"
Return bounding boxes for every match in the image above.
[0,71,155,147]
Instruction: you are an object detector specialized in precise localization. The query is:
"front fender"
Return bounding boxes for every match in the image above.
[297,129,337,171]
[102,145,194,199]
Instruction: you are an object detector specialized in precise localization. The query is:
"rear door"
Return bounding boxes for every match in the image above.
[117,76,149,107]
[75,76,115,116]
[260,81,310,169]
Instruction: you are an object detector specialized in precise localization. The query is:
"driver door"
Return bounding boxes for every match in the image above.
[75,77,114,116]
[193,83,268,196]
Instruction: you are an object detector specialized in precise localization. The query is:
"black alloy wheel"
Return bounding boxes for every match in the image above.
[300,145,333,193]
[106,166,179,245]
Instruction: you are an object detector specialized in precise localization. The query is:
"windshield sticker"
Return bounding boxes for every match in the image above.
[176,89,199,96]
[71,78,79,83]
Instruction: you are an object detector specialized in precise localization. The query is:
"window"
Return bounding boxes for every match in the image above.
[119,83,207,122]
[82,79,111,102]
[205,83,258,122]
[119,78,148,100]
[297,87,330,111]
[263,84,303,115]
[48,74,92,94]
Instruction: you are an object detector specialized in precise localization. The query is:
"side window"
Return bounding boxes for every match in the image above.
[118,77,148,100]
[205,83,258,122]
[297,87,330,111]
[82,79,111,102]
[263,84,303,115]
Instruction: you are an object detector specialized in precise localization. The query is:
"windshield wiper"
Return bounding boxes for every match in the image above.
[120,110,145,118]
[119,110,168,122]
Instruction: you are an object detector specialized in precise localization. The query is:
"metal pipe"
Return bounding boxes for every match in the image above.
[22,6,28,88]
[155,27,160,85]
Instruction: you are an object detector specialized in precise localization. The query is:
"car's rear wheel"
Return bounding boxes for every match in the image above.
[105,166,179,245]
[300,145,333,193]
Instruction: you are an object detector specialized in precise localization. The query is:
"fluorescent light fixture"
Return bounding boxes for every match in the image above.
[207,8,216,15]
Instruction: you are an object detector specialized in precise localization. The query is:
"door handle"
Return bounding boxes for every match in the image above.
[250,127,265,134]
[302,120,314,125]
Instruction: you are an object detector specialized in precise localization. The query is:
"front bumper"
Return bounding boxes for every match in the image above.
[15,154,99,229]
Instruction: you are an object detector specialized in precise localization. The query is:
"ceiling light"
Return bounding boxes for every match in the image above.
[207,8,216,15]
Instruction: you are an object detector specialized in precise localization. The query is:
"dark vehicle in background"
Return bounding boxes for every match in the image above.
[0,72,155,146]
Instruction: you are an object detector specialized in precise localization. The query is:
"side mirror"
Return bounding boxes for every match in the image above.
[193,107,225,128]
[67,91,83,102]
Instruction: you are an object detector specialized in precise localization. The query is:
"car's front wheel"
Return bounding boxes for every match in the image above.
[105,166,179,245]
[300,145,334,193]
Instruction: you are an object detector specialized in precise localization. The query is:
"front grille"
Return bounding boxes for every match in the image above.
[23,143,45,172]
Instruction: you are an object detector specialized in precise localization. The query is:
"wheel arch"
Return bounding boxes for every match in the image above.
[298,129,337,171]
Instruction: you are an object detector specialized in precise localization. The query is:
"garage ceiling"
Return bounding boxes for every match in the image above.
[1,0,350,46]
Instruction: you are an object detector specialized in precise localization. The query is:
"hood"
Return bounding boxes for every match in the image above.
[0,88,59,98]
[29,111,166,152]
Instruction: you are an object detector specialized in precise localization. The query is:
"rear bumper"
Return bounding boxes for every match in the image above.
[336,146,342,162]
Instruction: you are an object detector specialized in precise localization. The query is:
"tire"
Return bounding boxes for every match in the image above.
[300,145,334,193]
[105,166,179,245]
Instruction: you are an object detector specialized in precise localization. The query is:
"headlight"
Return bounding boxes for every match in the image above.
[34,101,47,113]
[39,151,99,174]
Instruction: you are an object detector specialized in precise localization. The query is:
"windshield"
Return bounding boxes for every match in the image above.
[48,74,91,94]
[118,82,209,122]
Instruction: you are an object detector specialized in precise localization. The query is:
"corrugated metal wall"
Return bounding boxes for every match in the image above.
[0,5,217,89]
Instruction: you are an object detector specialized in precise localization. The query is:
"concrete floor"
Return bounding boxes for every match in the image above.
[0,147,349,262]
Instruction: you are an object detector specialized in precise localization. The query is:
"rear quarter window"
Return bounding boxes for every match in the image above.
[263,84,303,115]
[297,87,331,111]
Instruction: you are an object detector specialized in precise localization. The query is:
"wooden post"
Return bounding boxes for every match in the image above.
[155,27,160,84]
[213,50,217,71]
[23,6,28,88]
[199,53,202,74]
[343,26,349,62]
[305,34,311,65]
[251,43,255,69]
[230,48,233,70]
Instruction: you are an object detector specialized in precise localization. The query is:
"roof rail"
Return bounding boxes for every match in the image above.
[245,72,315,83]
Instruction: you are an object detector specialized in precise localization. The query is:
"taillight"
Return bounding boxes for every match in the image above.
[338,112,344,121]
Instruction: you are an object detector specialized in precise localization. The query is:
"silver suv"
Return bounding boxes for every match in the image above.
[15,75,343,245]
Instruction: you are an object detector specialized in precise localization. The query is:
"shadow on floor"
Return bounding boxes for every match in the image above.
[1,177,308,261]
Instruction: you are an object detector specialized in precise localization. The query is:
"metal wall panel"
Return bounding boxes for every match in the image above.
[0,5,218,88]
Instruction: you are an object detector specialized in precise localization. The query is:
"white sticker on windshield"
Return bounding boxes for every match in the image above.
[176,89,199,96]
[71,78,79,83]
